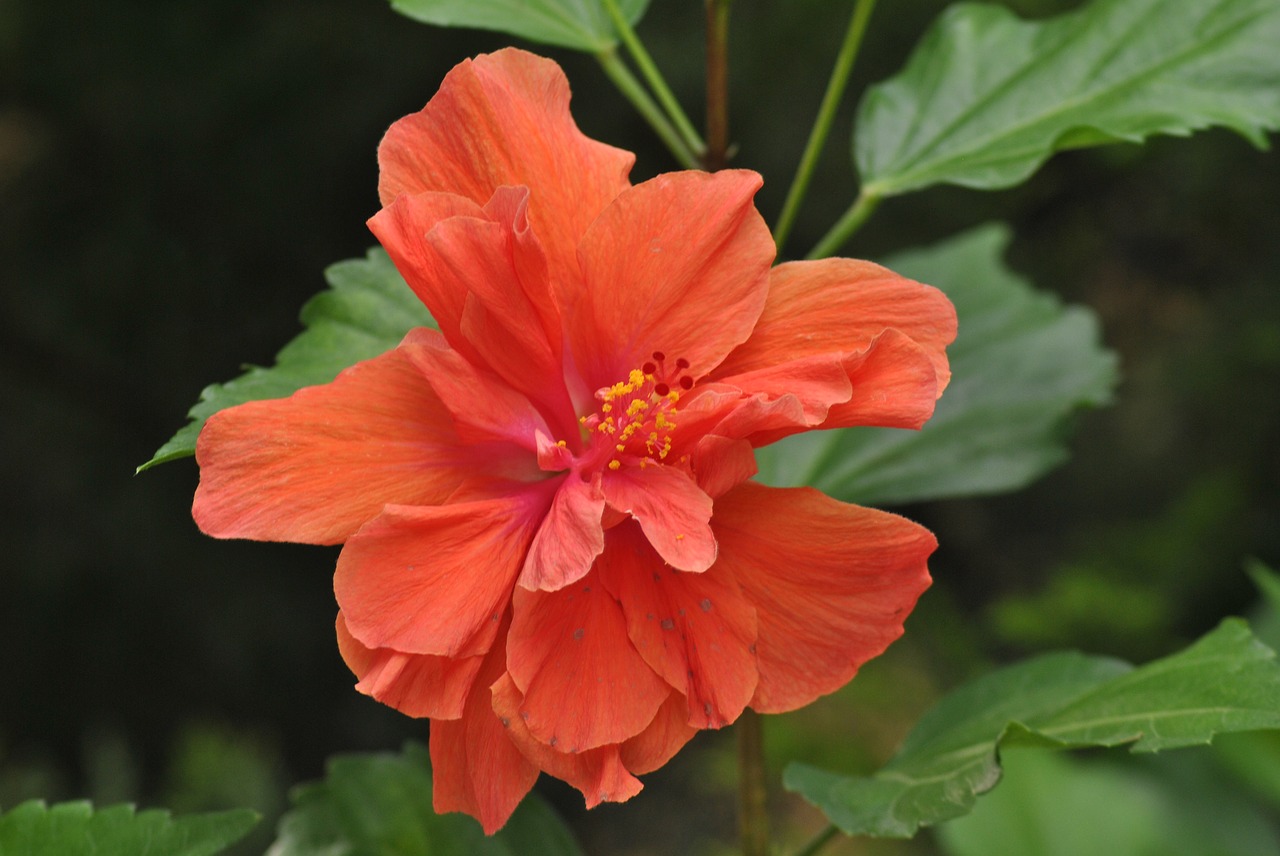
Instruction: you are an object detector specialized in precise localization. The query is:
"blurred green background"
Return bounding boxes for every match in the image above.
[2,0,1278,853]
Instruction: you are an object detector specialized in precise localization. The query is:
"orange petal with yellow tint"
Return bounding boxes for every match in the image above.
[715,258,956,390]
[565,170,773,393]
[598,524,758,729]
[335,611,482,720]
[519,474,605,592]
[193,343,509,545]
[506,569,669,751]
[430,617,539,834]
[377,49,633,284]
[335,491,547,658]
[491,673,644,809]
[713,482,935,713]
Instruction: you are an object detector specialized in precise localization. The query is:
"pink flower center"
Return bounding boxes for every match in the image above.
[578,351,693,473]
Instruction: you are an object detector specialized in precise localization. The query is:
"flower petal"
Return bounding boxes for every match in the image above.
[713,482,935,713]
[377,49,633,284]
[598,524,758,729]
[506,569,669,751]
[519,475,605,592]
[335,611,482,720]
[689,435,758,499]
[618,691,698,775]
[566,170,774,394]
[714,258,956,390]
[193,343,505,545]
[335,491,547,657]
[491,673,644,809]
[601,464,716,573]
[431,619,539,834]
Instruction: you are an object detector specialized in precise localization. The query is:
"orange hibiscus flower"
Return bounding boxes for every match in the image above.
[193,48,956,833]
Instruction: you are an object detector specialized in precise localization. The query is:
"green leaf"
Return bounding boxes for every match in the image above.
[784,618,1280,839]
[937,750,1280,856]
[855,0,1280,198]
[140,248,432,473]
[0,801,258,856]
[389,0,652,52]
[755,223,1117,505]
[267,743,582,856]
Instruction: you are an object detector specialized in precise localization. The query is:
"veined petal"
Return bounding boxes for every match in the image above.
[618,691,698,775]
[519,474,605,592]
[491,673,644,809]
[601,464,716,573]
[400,328,550,453]
[689,435,757,499]
[431,617,539,834]
[335,491,548,658]
[506,569,669,751]
[713,482,935,713]
[377,49,633,284]
[714,258,956,391]
[335,611,482,720]
[366,191,487,362]
[566,170,774,394]
[193,343,509,545]
[598,524,758,729]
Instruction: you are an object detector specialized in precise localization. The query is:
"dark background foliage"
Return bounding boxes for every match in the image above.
[2,0,1277,853]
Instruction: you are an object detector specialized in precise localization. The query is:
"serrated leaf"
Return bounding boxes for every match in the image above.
[0,801,258,856]
[784,619,1280,839]
[140,248,432,472]
[855,0,1280,198]
[389,0,651,52]
[755,223,1117,505]
[266,743,582,856]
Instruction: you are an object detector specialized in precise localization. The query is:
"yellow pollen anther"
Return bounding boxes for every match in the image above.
[602,403,612,413]
[608,460,621,470]
[615,444,626,452]
[626,400,648,417]
[676,534,685,541]
[556,440,567,447]
[629,369,646,386]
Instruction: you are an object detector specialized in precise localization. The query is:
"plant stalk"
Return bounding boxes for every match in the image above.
[595,48,700,169]
[600,0,705,158]
[806,189,882,259]
[791,824,842,856]
[773,0,879,254]
[704,0,732,170]
[738,709,771,856]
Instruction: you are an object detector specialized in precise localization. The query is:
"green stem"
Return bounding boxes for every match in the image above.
[600,0,705,158]
[738,709,771,856]
[773,0,879,255]
[791,825,841,856]
[704,0,732,170]
[806,189,882,259]
[595,49,700,169]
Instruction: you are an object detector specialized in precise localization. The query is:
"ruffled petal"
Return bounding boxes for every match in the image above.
[335,490,548,658]
[712,329,942,446]
[714,258,956,391]
[506,569,669,751]
[193,343,509,545]
[598,524,758,729]
[713,482,935,713]
[519,474,605,592]
[430,617,539,834]
[565,170,774,395]
[335,611,482,720]
[601,464,716,573]
[689,435,758,499]
[491,673,644,808]
[377,49,633,285]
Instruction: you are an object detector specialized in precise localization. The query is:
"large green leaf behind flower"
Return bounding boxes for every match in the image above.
[856,0,1280,198]
[266,743,582,856]
[0,802,257,856]
[139,249,431,472]
[388,0,651,52]
[784,619,1280,839]
[755,223,1117,505]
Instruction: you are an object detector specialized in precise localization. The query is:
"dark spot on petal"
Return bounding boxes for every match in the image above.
[677,608,686,617]
[661,618,675,631]
[700,598,713,612]
[549,736,558,747]
[500,717,510,728]
[748,643,757,654]
[573,627,585,640]
[583,586,592,593]
[704,701,713,716]
[520,711,531,721]
[645,612,655,620]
